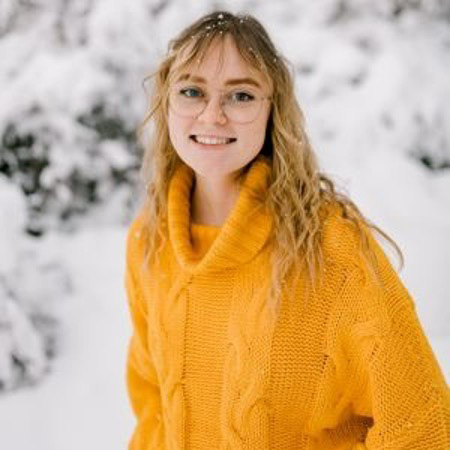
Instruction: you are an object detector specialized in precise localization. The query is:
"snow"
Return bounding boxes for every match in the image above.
[0,226,133,449]
[0,1,449,449]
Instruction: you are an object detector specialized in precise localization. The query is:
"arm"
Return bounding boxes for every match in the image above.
[343,237,450,449]
[125,224,164,449]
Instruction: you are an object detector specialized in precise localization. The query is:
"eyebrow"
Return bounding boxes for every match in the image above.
[176,74,262,88]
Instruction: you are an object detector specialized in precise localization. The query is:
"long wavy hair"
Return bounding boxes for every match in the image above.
[136,10,403,311]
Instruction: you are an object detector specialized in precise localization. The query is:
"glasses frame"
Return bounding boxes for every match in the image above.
[168,86,272,124]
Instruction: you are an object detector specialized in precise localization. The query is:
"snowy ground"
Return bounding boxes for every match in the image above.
[0,225,134,450]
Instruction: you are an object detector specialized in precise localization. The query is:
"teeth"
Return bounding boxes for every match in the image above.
[195,135,233,145]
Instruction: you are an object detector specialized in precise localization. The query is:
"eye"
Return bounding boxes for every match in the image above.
[230,91,255,103]
[179,87,203,98]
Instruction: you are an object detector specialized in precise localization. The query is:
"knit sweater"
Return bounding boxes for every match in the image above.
[124,155,450,450]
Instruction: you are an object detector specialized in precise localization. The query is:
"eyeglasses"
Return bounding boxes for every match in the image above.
[168,85,271,124]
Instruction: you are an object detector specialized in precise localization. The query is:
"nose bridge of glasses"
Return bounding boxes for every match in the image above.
[197,92,227,121]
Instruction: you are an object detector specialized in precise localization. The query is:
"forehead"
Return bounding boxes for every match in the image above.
[170,35,271,90]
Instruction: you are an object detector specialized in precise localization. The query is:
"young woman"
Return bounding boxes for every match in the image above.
[124,10,450,450]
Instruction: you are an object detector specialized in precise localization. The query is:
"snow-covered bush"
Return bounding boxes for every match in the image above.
[0,175,71,391]
[0,0,165,234]
[1,102,139,235]
[260,0,450,173]
[326,0,450,21]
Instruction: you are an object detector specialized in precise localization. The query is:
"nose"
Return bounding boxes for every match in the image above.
[197,96,227,125]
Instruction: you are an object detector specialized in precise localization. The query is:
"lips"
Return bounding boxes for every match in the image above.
[190,135,237,145]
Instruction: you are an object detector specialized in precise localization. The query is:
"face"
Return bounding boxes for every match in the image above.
[167,35,272,179]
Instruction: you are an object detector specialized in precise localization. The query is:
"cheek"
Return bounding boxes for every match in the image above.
[167,116,176,146]
[244,113,270,150]
[168,112,189,147]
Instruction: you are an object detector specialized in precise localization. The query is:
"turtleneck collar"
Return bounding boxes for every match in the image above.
[168,155,273,274]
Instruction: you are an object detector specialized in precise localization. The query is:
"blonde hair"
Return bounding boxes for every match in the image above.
[136,10,403,311]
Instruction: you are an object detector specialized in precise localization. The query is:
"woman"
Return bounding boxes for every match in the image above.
[124,10,450,450]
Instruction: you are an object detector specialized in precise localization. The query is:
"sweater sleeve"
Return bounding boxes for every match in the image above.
[125,223,164,449]
[341,236,450,449]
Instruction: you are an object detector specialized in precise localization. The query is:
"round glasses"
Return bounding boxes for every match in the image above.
[169,86,271,124]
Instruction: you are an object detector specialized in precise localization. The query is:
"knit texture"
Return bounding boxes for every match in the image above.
[125,155,450,449]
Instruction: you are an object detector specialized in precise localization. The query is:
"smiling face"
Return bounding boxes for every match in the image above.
[167,35,272,179]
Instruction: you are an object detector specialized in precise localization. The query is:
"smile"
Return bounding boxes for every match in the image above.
[190,135,237,145]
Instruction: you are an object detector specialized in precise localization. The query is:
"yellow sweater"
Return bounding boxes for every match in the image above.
[125,156,450,449]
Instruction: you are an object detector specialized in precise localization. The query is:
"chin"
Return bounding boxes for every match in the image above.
[175,143,263,179]
[189,159,242,179]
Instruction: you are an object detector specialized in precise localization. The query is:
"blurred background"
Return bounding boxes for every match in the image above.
[0,0,449,448]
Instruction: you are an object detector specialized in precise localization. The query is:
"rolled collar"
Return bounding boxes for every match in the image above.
[168,155,273,274]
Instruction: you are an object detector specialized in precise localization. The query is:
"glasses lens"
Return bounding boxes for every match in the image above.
[223,100,263,124]
[169,90,205,118]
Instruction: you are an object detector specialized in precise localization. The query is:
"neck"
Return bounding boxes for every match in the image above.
[191,173,242,226]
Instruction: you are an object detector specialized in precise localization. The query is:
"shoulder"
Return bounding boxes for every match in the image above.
[320,202,366,269]
[319,201,396,280]
[320,201,408,309]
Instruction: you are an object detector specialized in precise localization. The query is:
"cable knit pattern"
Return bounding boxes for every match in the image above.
[218,259,276,449]
[125,155,450,449]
